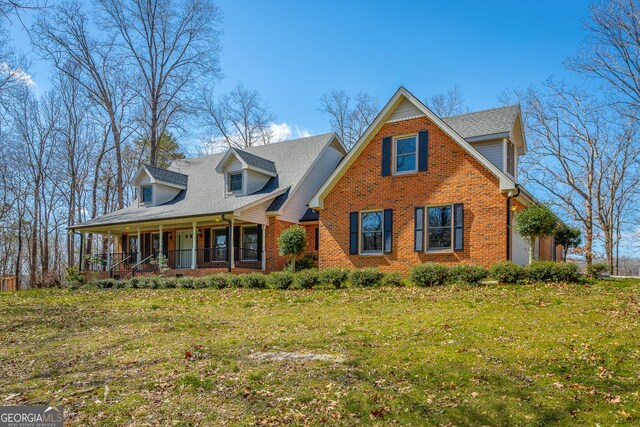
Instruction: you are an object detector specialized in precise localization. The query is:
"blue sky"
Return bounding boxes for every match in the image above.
[9,0,591,135]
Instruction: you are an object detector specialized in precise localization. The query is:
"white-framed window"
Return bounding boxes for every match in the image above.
[427,205,452,251]
[360,210,383,254]
[394,134,418,174]
[142,186,153,203]
[227,172,243,194]
[241,225,259,261]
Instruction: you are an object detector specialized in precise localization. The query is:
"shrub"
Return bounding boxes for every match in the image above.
[158,277,176,288]
[92,278,119,289]
[319,268,349,289]
[350,268,384,287]
[382,271,404,287]
[490,261,525,284]
[286,253,317,271]
[448,264,488,285]
[294,269,321,289]
[278,225,307,271]
[266,271,296,289]
[176,277,196,289]
[526,261,580,283]
[65,265,85,287]
[410,263,449,287]
[224,273,242,288]
[588,262,609,278]
[240,273,267,289]
[207,274,230,289]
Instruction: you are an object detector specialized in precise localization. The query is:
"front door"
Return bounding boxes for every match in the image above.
[212,228,228,262]
[177,230,194,269]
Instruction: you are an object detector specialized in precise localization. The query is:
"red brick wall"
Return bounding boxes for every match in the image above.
[265,217,318,272]
[319,116,509,273]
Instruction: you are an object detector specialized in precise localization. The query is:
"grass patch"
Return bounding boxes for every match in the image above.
[0,279,639,425]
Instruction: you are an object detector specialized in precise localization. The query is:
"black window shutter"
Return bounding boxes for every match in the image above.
[383,209,393,254]
[143,233,150,258]
[453,203,464,251]
[381,136,392,176]
[414,207,424,252]
[234,226,241,261]
[122,236,127,256]
[256,224,263,261]
[349,212,358,255]
[418,130,429,171]
[204,228,211,262]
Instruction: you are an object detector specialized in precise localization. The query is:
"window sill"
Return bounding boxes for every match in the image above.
[425,249,453,254]
[391,170,418,177]
[358,252,385,257]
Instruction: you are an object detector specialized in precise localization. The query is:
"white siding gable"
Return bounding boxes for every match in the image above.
[278,141,345,223]
[472,140,504,171]
[154,183,181,205]
[246,169,271,194]
[235,199,271,225]
[386,98,425,123]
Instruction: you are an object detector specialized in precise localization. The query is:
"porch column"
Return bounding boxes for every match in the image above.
[137,229,141,264]
[106,231,112,271]
[230,218,235,269]
[261,224,266,271]
[191,222,197,269]
[79,232,85,271]
[159,225,163,259]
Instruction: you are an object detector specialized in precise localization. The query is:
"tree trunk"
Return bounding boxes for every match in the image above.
[529,237,534,264]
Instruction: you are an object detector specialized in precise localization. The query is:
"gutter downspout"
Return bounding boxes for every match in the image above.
[221,214,232,272]
[506,185,521,261]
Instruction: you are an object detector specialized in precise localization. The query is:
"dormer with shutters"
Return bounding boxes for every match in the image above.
[131,164,188,207]
[215,147,277,197]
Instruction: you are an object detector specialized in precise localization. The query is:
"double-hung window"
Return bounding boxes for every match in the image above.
[427,206,452,251]
[360,210,383,254]
[228,173,243,193]
[142,186,152,204]
[394,135,417,174]
[241,226,258,261]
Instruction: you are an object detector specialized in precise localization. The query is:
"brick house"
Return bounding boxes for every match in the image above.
[309,87,562,272]
[72,87,561,278]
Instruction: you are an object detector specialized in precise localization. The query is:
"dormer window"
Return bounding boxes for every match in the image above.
[142,186,153,204]
[228,173,243,193]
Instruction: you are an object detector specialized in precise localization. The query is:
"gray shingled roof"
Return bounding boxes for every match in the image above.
[442,105,519,140]
[75,133,335,229]
[299,207,319,222]
[233,148,277,174]
[143,164,189,187]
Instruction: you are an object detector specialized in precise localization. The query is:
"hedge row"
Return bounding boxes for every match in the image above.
[87,267,400,290]
[87,261,579,290]
[410,261,579,287]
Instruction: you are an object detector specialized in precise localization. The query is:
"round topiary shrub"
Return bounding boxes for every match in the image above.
[350,268,384,287]
[294,269,321,289]
[490,261,525,284]
[382,271,404,287]
[319,268,349,289]
[588,262,608,278]
[239,273,267,289]
[410,263,449,287]
[266,271,296,289]
[448,264,488,285]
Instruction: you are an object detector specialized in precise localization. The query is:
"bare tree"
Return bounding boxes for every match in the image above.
[34,2,132,209]
[424,86,467,117]
[97,0,222,166]
[567,0,640,116]
[319,90,379,149]
[521,80,604,272]
[200,84,275,150]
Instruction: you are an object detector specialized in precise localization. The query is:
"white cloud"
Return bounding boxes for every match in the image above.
[269,122,311,142]
[0,62,35,87]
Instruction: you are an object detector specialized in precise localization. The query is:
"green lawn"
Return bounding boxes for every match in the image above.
[0,280,639,426]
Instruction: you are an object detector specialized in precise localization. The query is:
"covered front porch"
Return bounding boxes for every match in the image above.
[79,215,266,279]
